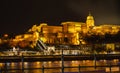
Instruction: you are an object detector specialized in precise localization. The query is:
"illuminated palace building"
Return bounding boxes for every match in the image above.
[27,13,120,44]
[13,13,120,49]
[28,13,96,45]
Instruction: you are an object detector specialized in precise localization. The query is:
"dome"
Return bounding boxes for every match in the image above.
[87,13,94,20]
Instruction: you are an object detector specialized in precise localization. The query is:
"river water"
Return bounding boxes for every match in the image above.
[0,59,120,73]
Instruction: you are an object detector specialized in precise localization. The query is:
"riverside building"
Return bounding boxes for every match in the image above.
[9,13,120,51]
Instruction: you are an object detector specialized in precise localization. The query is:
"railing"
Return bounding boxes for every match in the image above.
[0,63,120,73]
[0,54,120,62]
[0,50,120,73]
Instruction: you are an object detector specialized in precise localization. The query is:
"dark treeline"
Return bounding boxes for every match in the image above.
[83,31,120,44]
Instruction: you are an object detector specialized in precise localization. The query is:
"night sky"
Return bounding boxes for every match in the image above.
[0,0,120,35]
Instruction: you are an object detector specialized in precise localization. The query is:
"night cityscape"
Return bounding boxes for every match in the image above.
[1,0,120,73]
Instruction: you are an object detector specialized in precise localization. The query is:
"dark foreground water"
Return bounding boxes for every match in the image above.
[0,59,120,73]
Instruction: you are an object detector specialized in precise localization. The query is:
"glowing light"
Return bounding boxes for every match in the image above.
[4,34,8,38]
[11,62,15,66]
[48,61,52,64]
[0,63,4,67]
[36,61,40,65]
[24,62,28,65]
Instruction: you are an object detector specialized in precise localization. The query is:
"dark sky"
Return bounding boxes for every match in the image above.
[0,0,120,35]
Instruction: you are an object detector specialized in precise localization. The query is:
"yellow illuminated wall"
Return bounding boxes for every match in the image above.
[61,22,86,45]
[41,25,63,44]
[10,13,120,48]
[106,43,115,51]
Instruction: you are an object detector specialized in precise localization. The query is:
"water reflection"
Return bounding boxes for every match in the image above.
[0,59,120,73]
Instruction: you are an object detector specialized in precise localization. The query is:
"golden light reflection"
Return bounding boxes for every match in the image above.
[0,63,4,67]
[48,61,52,64]
[35,62,41,68]
[11,62,15,66]
[113,59,119,63]
[24,62,28,65]
[36,61,41,65]
[82,60,86,63]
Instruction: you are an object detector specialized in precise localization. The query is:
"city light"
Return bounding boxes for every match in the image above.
[0,13,120,55]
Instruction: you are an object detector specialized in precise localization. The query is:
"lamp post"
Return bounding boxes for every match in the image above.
[61,48,64,73]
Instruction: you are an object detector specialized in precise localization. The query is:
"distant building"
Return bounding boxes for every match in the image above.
[33,13,95,45]
[13,13,120,46]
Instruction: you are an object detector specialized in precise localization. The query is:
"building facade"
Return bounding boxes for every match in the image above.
[12,13,120,48]
[35,13,95,45]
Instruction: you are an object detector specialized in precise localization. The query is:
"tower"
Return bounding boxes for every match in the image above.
[86,12,95,29]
